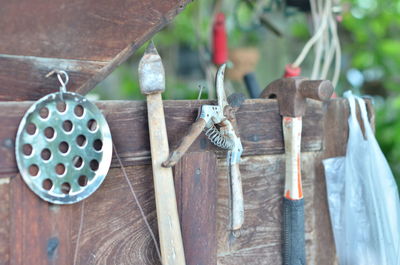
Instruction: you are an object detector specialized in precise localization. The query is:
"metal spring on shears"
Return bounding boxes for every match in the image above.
[204,125,234,150]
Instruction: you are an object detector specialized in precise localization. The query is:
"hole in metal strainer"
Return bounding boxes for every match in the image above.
[56,101,67,113]
[41,148,52,161]
[26,123,37,135]
[76,135,87,147]
[73,156,83,168]
[87,119,97,131]
[23,144,33,156]
[78,175,88,187]
[29,164,39,176]
[74,105,84,117]
[61,182,71,194]
[42,179,53,190]
[44,127,55,139]
[55,163,66,175]
[62,120,73,132]
[39,107,49,119]
[93,139,103,151]
[90,160,99,171]
[59,142,69,154]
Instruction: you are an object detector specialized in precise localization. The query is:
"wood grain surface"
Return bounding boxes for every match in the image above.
[9,174,72,265]
[0,0,191,101]
[0,98,324,175]
[0,176,10,265]
[174,152,218,265]
[215,153,318,264]
[70,165,160,265]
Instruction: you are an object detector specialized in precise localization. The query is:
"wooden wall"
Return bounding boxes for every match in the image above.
[0,98,373,264]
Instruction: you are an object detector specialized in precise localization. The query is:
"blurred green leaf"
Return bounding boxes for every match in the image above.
[378,39,400,58]
[352,51,375,69]
[291,21,309,39]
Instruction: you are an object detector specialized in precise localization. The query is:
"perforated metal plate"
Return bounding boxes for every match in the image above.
[15,92,112,204]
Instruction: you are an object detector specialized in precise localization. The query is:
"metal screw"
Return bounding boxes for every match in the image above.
[47,237,59,258]
[3,138,14,148]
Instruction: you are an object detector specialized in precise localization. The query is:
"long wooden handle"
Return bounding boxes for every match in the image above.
[282,116,306,265]
[163,118,206,168]
[230,162,244,231]
[282,117,303,200]
[146,93,186,265]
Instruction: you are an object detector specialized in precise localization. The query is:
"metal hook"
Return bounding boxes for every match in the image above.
[46,70,69,101]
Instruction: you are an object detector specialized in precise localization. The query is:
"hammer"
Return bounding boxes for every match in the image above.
[139,42,186,265]
[260,78,333,265]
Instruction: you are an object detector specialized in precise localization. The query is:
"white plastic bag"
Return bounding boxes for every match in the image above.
[323,91,400,265]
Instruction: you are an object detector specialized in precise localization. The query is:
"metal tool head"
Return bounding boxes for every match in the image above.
[216,64,229,111]
[260,77,334,117]
[138,41,165,95]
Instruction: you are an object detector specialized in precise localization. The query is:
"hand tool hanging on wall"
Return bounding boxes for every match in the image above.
[212,12,228,66]
[15,70,112,204]
[163,64,245,233]
[260,77,333,265]
[138,42,186,265]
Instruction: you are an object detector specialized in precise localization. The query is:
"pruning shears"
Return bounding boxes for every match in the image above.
[163,64,245,232]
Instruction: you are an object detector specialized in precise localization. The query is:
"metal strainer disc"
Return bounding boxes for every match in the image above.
[15,92,112,204]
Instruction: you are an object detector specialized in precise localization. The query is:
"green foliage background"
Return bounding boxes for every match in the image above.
[92,0,400,185]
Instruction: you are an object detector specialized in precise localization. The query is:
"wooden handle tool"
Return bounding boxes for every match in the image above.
[139,41,186,265]
[261,78,333,265]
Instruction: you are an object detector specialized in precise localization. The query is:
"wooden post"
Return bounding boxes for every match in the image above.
[174,152,218,265]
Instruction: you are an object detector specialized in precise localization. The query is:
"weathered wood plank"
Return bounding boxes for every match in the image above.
[0,176,10,265]
[174,152,218,265]
[9,174,72,265]
[0,55,106,101]
[322,98,374,158]
[0,0,191,100]
[0,98,324,174]
[216,153,319,264]
[70,166,161,265]
[6,165,160,265]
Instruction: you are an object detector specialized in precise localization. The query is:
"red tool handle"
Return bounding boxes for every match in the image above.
[212,12,228,66]
[284,64,301,78]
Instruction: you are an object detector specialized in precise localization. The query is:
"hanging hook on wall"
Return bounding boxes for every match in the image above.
[45,70,69,101]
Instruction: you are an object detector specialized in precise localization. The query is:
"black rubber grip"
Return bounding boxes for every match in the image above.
[283,197,306,265]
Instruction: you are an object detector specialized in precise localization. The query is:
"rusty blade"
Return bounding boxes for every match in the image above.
[138,41,166,95]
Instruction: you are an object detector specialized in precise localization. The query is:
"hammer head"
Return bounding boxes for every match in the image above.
[138,41,166,95]
[260,77,334,117]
